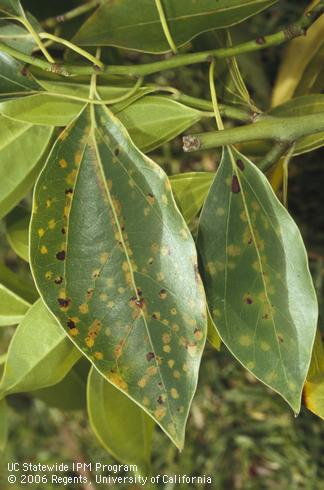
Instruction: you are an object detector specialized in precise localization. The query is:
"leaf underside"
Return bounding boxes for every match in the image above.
[30,104,207,448]
[197,146,317,412]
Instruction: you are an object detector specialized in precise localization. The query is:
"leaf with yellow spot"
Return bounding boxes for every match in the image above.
[30,104,207,449]
[88,367,154,473]
[197,146,317,413]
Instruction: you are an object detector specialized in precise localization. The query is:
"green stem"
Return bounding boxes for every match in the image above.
[39,32,103,67]
[259,141,293,173]
[182,113,324,152]
[155,0,177,54]
[12,16,55,63]
[172,93,254,122]
[42,0,101,29]
[209,58,224,131]
[1,2,322,77]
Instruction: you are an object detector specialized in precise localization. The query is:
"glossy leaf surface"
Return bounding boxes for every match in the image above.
[0,94,85,126]
[30,105,207,448]
[304,330,324,420]
[5,209,29,262]
[73,0,278,53]
[269,94,324,155]
[88,367,154,473]
[169,172,213,224]
[118,96,202,152]
[0,299,80,396]
[0,114,53,219]
[197,146,317,412]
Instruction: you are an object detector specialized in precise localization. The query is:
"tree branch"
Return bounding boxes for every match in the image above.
[182,113,324,152]
[0,1,323,77]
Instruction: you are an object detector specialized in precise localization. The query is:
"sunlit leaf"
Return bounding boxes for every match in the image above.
[88,367,154,473]
[0,114,53,219]
[0,94,85,126]
[30,104,207,448]
[304,330,324,419]
[0,299,81,396]
[73,0,278,53]
[197,146,317,412]
[169,172,214,224]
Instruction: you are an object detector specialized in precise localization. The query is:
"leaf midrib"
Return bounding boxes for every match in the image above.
[90,104,178,438]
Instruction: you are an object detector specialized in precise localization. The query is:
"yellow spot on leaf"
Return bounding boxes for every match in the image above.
[216,208,225,216]
[227,244,241,257]
[107,372,128,391]
[170,388,179,399]
[239,335,252,347]
[38,228,45,238]
[59,158,68,168]
[168,359,175,368]
[79,303,89,314]
[163,345,171,353]
[40,245,48,254]
[48,219,56,230]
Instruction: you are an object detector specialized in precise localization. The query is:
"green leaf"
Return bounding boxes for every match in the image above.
[0,263,37,325]
[0,20,35,54]
[32,358,89,411]
[169,172,214,224]
[0,114,53,219]
[207,310,221,351]
[0,52,40,94]
[197,146,317,413]
[30,104,207,448]
[5,208,29,262]
[0,94,85,126]
[73,0,278,54]
[304,329,324,420]
[269,94,324,155]
[117,96,202,152]
[0,299,81,397]
[87,367,154,473]
[0,0,24,17]
[0,398,8,453]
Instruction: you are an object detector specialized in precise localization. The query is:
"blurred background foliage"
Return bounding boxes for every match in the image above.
[0,0,324,488]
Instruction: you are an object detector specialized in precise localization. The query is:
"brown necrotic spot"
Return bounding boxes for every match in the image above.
[159,289,167,300]
[67,319,76,329]
[256,36,266,45]
[58,298,70,308]
[146,352,155,362]
[56,250,66,261]
[114,147,120,156]
[137,288,143,297]
[236,159,245,171]
[65,188,73,195]
[157,395,164,405]
[245,296,253,305]
[231,175,241,193]
[135,298,145,308]
[278,335,284,343]
[54,276,63,285]
[61,227,67,235]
